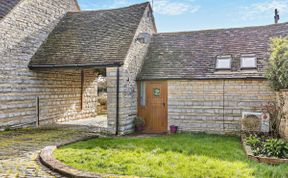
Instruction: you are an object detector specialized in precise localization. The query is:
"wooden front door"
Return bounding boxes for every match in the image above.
[138,81,167,133]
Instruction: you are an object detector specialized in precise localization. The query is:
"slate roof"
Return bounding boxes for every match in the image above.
[0,0,21,20]
[138,22,288,80]
[29,2,150,68]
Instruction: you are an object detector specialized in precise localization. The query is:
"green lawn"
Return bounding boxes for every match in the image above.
[54,133,288,178]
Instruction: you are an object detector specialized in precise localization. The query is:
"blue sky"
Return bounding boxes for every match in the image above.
[78,0,288,32]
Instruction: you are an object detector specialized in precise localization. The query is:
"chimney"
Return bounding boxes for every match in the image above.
[274,9,280,24]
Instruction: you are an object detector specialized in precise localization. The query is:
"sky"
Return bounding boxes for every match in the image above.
[78,0,288,32]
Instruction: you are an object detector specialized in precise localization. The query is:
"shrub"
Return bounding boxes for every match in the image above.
[98,95,107,105]
[246,134,288,158]
[261,102,281,137]
[4,127,13,132]
[241,114,261,132]
[246,135,262,149]
[266,37,288,91]
[97,75,107,93]
[263,139,288,158]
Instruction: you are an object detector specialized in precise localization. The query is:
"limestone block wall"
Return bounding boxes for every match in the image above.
[106,67,121,133]
[0,0,100,128]
[31,69,98,124]
[278,90,288,140]
[168,79,275,134]
[107,6,156,134]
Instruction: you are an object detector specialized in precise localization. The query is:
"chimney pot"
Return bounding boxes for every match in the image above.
[274,9,280,24]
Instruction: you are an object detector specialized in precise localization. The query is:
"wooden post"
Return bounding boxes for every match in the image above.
[36,97,40,127]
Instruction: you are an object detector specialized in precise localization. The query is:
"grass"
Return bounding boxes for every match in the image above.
[0,127,84,150]
[54,133,288,178]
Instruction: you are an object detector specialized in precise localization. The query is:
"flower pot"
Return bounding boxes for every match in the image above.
[170,125,178,134]
[135,125,144,132]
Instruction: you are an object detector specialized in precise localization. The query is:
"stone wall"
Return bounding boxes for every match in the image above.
[168,79,275,134]
[107,6,156,134]
[278,90,288,140]
[30,69,98,124]
[0,0,99,128]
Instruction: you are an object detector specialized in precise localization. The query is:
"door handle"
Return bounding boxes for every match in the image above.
[163,103,165,107]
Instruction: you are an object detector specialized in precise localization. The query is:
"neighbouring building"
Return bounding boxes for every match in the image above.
[1,0,288,135]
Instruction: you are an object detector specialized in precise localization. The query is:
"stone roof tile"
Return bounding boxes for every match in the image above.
[138,22,288,80]
[29,2,150,68]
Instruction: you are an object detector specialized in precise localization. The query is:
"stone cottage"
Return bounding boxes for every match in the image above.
[0,0,156,134]
[0,0,287,134]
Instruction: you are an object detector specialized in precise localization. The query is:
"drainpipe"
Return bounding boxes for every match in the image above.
[222,79,226,132]
[115,66,120,135]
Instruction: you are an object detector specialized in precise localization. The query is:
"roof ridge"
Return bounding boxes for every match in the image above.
[156,22,288,35]
[72,1,150,14]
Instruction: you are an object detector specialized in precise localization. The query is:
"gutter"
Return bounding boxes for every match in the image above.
[136,76,267,81]
[28,63,123,69]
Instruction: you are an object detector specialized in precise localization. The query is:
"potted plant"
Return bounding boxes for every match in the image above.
[134,116,145,132]
[170,125,178,134]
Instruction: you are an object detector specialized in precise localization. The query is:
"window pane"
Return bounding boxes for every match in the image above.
[140,82,145,106]
[241,57,257,68]
[216,57,231,69]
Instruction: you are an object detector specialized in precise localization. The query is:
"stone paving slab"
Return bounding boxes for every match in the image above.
[59,115,108,128]
[0,127,99,178]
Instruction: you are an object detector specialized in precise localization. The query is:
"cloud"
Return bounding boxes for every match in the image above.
[153,0,200,16]
[242,0,288,20]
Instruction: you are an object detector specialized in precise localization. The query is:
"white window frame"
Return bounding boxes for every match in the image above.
[140,81,146,106]
[240,55,257,69]
[216,55,232,70]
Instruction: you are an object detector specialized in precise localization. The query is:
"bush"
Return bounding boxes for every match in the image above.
[98,95,107,105]
[266,37,288,91]
[261,102,281,137]
[241,115,261,132]
[263,139,288,158]
[246,135,262,148]
[246,135,264,156]
[245,134,288,158]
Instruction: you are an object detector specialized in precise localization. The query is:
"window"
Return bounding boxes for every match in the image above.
[241,56,257,69]
[140,82,146,106]
[216,56,232,69]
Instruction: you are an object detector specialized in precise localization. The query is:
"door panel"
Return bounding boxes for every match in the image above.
[138,81,167,133]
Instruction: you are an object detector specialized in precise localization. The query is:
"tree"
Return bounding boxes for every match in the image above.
[266,37,288,91]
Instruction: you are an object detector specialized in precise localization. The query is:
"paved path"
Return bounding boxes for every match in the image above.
[0,127,97,178]
[59,115,108,128]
